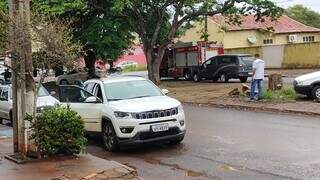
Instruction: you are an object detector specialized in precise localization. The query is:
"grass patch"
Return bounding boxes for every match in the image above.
[263,88,297,101]
[123,64,147,72]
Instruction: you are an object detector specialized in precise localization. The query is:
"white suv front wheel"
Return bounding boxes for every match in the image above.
[312,86,320,100]
[102,122,119,152]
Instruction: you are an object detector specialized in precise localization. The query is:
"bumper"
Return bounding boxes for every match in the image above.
[238,71,252,77]
[117,128,186,146]
[294,84,312,95]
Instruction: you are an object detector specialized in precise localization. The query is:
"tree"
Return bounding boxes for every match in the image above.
[0,0,8,53]
[31,0,135,77]
[113,0,283,84]
[285,5,320,28]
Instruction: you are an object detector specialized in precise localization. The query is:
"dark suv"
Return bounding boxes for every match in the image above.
[193,54,253,83]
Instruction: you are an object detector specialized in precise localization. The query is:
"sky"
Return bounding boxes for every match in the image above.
[276,0,320,12]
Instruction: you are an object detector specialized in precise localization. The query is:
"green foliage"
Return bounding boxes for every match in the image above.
[285,5,320,28]
[31,17,81,70]
[0,0,8,53]
[263,88,297,101]
[27,105,87,156]
[31,0,134,62]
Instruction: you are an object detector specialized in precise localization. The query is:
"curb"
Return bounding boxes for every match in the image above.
[182,101,320,117]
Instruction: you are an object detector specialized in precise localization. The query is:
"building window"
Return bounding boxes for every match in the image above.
[263,39,273,45]
[303,36,315,42]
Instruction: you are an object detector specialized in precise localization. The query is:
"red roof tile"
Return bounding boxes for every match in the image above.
[211,15,320,34]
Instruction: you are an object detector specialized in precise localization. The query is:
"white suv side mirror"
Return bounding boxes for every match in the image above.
[162,89,169,95]
[85,96,100,103]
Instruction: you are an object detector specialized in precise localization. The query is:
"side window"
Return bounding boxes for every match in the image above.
[84,83,96,94]
[219,57,236,65]
[204,60,212,65]
[60,86,93,103]
[93,84,103,101]
[0,87,8,101]
[0,87,4,100]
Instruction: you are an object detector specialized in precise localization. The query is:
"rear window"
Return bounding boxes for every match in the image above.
[239,56,254,66]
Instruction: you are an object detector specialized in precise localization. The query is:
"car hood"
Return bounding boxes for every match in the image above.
[109,96,181,112]
[37,96,60,107]
[295,71,320,82]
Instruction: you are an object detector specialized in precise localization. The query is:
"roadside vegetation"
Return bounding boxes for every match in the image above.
[122,64,147,72]
[262,88,298,101]
[27,106,87,157]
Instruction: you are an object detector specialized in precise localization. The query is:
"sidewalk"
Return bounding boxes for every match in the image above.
[184,98,320,116]
[0,137,140,180]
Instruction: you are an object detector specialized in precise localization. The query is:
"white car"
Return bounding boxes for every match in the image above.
[116,61,138,70]
[294,71,320,99]
[59,76,186,151]
[56,69,88,85]
[0,85,60,125]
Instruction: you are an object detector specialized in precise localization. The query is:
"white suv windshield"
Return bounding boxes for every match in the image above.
[104,80,163,101]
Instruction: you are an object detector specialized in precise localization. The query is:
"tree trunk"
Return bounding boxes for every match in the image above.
[144,45,165,85]
[84,49,96,79]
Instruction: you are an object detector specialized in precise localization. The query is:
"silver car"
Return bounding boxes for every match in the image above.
[0,85,59,125]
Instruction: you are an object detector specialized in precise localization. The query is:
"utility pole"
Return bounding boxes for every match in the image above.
[8,0,19,153]
[7,0,32,155]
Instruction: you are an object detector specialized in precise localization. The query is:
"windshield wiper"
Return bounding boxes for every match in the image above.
[129,95,151,99]
[108,98,123,101]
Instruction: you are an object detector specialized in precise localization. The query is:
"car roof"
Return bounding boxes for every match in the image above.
[216,54,253,57]
[86,75,147,84]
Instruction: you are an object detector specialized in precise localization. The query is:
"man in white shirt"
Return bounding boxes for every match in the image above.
[250,54,265,100]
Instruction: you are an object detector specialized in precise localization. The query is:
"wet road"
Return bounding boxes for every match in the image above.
[87,105,320,180]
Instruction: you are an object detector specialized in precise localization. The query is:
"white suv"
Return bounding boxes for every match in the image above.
[59,76,186,151]
[294,71,320,99]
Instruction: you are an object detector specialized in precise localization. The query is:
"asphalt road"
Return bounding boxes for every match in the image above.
[87,105,320,180]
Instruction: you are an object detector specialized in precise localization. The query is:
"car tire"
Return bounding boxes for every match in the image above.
[239,77,248,83]
[220,73,228,83]
[102,121,119,152]
[184,72,191,80]
[193,73,200,82]
[311,86,320,100]
[0,118,2,124]
[60,79,69,85]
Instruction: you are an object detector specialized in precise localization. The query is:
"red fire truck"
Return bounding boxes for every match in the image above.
[160,41,224,80]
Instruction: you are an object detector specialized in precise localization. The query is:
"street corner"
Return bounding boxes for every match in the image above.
[0,153,141,180]
[54,167,141,180]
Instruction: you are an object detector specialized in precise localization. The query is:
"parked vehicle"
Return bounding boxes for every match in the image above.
[59,76,186,151]
[56,69,88,85]
[0,85,59,125]
[195,54,254,83]
[160,41,224,80]
[116,60,138,70]
[294,71,320,99]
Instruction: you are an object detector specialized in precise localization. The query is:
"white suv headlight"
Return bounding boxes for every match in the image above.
[178,104,184,114]
[296,81,303,86]
[114,111,131,118]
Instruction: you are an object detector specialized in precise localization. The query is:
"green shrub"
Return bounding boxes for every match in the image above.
[262,88,297,101]
[27,105,87,156]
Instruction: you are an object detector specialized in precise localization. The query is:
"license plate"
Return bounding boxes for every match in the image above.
[151,123,169,132]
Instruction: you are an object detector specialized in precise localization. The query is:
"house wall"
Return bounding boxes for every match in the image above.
[178,21,224,43]
[178,18,320,49]
[283,42,320,68]
[225,42,320,68]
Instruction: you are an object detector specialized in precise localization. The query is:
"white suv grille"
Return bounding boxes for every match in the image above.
[131,107,178,119]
